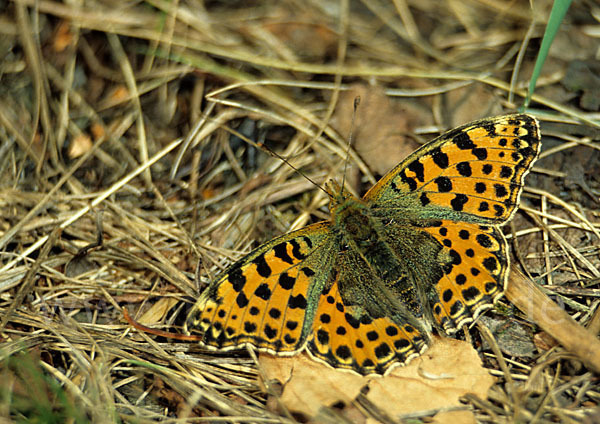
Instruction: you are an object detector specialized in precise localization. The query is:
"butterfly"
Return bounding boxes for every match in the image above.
[185,114,541,375]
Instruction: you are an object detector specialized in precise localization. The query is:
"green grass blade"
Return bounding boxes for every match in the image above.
[525,0,573,108]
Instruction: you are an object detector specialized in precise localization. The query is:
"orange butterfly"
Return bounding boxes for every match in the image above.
[185,114,541,375]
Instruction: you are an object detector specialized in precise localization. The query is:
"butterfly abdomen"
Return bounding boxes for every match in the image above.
[331,196,432,322]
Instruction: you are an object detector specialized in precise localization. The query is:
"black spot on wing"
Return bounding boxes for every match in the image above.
[289,294,307,309]
[494,184,508,198]
[236,292,249,308]
[408,160,425,182]
[273,242,293,264]
[500,166,512,178]
[472,148,487,160]
[289,239,307,260]
[229,267,246,292]
[254,283,272,300]
[451,194,468,211]
[454,132,476,149]
[456,162,472,177]
[435,177,452,192]
[278,272,295,290]
[432,148,449,169]
[475,182,486,194]
[255,254,271,278]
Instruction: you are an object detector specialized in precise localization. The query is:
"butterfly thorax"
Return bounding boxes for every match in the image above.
[324,180,442,327]
[325,180,373,243]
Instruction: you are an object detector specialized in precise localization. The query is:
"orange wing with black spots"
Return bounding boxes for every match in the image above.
[365,114,541,224]
[307,277,427,375]
[419,220,509,332]
[185,222,334,354]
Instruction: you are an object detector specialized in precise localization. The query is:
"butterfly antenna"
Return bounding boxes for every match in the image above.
[256,141,330,197]
[223,124,330,198]
[340,96,361,195]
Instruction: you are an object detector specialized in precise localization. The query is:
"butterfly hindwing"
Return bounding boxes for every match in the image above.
[185,222,334,353]
[307,276,427,375]
[418,220,509,332]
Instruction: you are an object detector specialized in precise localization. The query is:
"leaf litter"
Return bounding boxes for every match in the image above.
[1,0,599,422]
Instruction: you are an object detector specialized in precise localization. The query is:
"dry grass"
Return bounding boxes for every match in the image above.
[1,0,599,422]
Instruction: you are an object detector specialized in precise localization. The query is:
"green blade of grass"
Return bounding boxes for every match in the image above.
[524,0,573,108]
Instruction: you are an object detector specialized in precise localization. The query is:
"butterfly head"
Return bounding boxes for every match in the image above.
[324,179,356,205]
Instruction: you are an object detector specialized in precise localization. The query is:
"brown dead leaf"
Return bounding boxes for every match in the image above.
[259,337,493,421]
[331,84,424,176]
[259,352,364,418]
[367,338,493,418]
[260,10,337,61]
[479,316,536,358]
[443,83,502,127]
[64,254,98,278]
[138,297,179,325]
[533,331,559,352]
[68,134,93,159]
[432,409,477,424]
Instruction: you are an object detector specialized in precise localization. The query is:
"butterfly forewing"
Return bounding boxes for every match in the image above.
[364,114,541,225]
[185,222,334,353]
